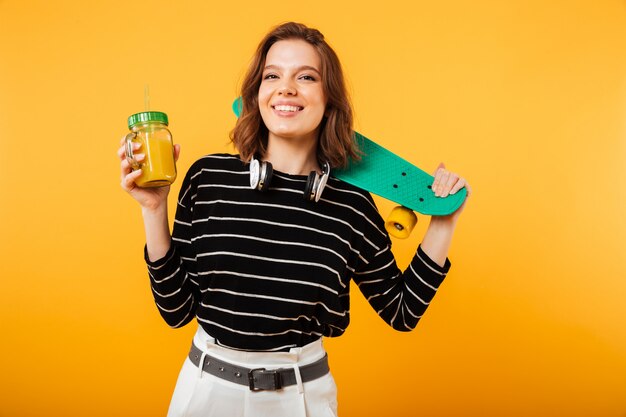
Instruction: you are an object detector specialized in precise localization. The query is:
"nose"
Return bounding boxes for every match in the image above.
[278,81,296,96]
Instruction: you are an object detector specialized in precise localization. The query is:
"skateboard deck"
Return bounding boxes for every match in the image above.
[232,98,466,216]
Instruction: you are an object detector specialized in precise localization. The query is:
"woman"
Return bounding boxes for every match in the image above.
[118,22,470,417]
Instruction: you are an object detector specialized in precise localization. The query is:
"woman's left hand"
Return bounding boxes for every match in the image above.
[430,162,472,224]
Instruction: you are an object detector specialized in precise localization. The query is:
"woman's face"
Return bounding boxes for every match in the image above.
[258,39,327,146]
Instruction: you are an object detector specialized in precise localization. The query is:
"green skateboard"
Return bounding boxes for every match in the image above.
[232,98,467,238]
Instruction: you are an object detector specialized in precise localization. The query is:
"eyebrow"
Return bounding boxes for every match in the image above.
[263,64,321,75]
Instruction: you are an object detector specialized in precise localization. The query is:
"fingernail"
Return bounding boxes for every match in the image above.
[450,190,456,195]
[135,153,145,160]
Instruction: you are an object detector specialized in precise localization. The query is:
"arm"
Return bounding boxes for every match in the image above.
[353,164,469,331]
[118,140,199,328]
[421,216,457,268]
[353,240,450,331]
[143,164,200,328]
[421,162,471,267]
[119,139,179,261]
[143,204,172,262]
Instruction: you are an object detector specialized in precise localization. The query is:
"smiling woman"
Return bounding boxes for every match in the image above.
[257,40,328,171]
[118,21,469,417]
[232,23,359,171]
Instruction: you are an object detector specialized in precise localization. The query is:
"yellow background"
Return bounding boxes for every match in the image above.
[1,0,625,416]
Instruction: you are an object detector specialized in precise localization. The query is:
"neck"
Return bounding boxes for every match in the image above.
[264,135,320,175]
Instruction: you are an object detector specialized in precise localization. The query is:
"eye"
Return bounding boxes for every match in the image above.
[263,73,278,80]
[299,74,316,81]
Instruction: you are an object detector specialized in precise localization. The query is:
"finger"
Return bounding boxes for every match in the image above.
[121,169,142,192]
[449,177,466,195]
[440,172,460,198]
[431,162,447,195]
[173,143,181,162]
[120,157,131,173]
[120,156,146,187]
[118,141,141,160]
[432,162,445,176]
[117,144,127,160]
[431,163,446,194]
[120,153,145,173]
[434,170,450,197]
[120,158,133,183]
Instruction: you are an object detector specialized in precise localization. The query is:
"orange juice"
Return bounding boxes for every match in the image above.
[125,111,176,187]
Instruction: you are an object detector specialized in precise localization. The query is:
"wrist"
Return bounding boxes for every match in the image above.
[142,202,168,217]
[142,203,172,262]
[421,216,456,268]
[428,215,458,231]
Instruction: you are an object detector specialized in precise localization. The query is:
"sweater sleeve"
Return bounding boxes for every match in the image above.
[143,162,201,328]
[352,207,451,331]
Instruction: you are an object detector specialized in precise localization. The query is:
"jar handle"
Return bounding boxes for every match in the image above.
[125,132,140,170]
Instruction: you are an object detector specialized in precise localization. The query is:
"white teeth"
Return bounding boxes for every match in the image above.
[274,105,301,112]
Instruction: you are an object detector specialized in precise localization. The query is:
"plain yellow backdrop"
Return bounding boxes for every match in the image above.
[1,0,625,416]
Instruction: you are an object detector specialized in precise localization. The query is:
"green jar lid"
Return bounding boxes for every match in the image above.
[128,111,169,129]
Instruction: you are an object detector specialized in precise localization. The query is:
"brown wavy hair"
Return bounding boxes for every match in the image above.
[230,22,359,168]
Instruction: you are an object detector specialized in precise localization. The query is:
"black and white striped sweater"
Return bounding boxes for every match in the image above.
[145,154,450,352]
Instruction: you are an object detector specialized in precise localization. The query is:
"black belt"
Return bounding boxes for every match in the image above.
[188,342,330,391]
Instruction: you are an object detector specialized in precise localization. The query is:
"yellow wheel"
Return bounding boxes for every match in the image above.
[385,206,417,239]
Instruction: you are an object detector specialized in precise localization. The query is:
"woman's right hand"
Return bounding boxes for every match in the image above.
[117,137,181,211]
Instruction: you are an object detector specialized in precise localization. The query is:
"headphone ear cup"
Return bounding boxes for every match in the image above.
[250,158,273,191]
[249,158,261,190]
[304,172,317,201]
[314,165,330,203]
[259,161,273,191]
[303,162,331,202]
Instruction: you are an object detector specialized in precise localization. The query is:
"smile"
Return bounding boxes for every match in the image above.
[272,105,303,112]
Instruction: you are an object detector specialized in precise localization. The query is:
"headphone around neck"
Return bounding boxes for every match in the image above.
[249,157,331,202]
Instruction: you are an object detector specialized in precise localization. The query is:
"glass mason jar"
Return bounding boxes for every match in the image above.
[125,111,177,187]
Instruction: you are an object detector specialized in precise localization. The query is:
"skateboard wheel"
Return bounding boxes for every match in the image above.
[385,206,417,239]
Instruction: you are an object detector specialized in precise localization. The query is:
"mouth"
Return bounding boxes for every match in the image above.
[272,104,304,113]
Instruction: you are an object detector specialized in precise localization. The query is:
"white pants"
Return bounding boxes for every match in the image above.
[167,326,338,417]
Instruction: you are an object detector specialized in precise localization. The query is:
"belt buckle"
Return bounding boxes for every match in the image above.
[248,368,282,391]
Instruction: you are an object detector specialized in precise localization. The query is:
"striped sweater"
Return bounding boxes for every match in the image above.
[145,154,451,352]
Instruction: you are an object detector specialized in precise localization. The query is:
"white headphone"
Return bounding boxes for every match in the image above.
[250,157,330,202]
